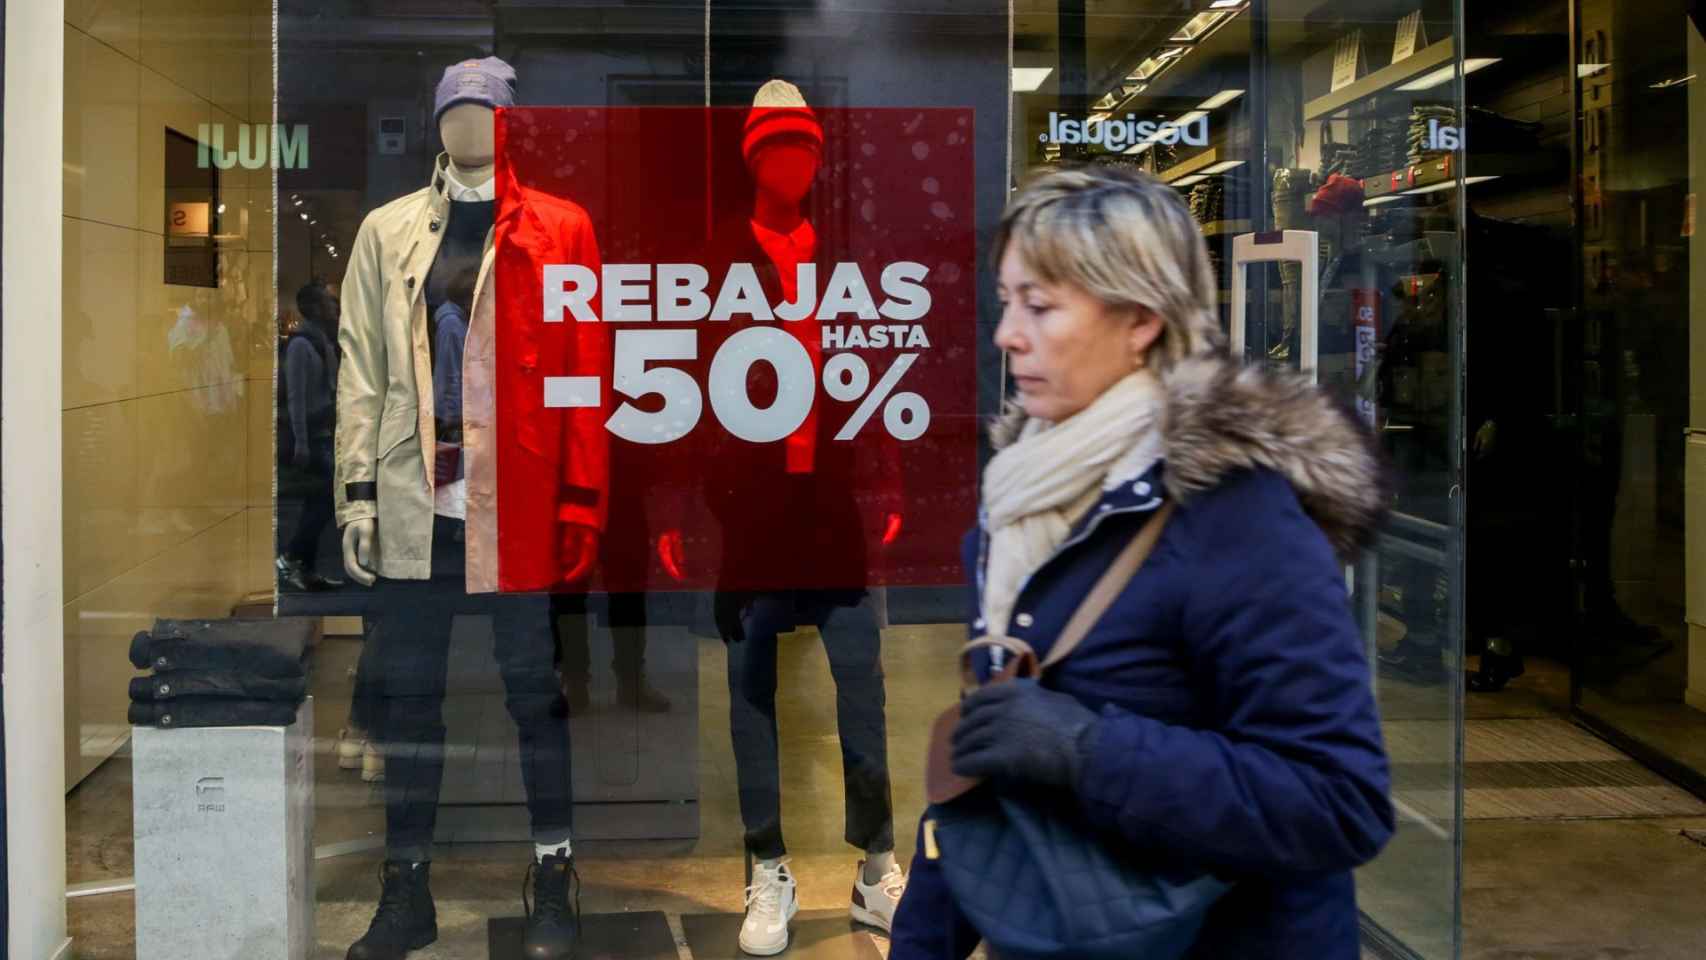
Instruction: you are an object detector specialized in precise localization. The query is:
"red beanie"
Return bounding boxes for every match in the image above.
[743,79,823,165]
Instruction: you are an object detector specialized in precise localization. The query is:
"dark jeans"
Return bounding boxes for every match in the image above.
[726,592,893,860]
[368,517,573,862]
[284,440,335,568]
[552,591,646,680]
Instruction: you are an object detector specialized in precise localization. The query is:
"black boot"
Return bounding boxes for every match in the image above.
[347,861,437,960]
[524,851,581,959]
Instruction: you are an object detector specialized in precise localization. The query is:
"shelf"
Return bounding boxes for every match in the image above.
[1160,148,1219,184]
[1360,151,1566,203]
[1200,219,1251,237]
[1303,37,1455,121]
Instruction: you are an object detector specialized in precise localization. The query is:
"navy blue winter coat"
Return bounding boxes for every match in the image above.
[890,355,1395,960]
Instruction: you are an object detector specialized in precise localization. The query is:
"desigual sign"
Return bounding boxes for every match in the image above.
[1041,111,1210,151]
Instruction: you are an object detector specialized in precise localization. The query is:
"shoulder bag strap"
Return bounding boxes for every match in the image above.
[1038,501,1175,672]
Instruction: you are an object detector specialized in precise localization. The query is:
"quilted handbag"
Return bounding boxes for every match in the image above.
[923,504,1230,960]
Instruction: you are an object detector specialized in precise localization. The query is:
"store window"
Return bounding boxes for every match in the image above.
[57,2,1473,959]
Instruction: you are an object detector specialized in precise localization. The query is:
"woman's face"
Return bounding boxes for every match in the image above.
[994,244,1160,422]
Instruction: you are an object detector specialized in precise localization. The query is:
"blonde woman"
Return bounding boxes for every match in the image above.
[890,167,1393,959]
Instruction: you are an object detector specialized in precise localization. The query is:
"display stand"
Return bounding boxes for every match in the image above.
[486,912,678,960]
[680,911,886,960]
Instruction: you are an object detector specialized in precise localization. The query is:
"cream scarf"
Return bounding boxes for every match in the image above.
[980,370,1166,639]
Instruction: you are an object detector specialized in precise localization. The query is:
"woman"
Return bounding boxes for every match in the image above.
[889,167,1394,959]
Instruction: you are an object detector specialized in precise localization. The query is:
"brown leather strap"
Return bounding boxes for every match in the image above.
[1039,501,1174,671]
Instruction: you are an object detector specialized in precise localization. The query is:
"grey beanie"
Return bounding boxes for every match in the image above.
[434,56,516,124]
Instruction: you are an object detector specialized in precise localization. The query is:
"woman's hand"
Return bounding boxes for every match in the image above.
[950,680,1098,788]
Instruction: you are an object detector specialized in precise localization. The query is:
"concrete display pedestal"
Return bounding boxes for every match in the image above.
[132,698,315,960]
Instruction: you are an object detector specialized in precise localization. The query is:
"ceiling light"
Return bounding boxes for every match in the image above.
[1124,141,1155,156]
[1011,67,1053,92]
[1172,174,1210,187]
[1201,160,1245,174]
[299,212,308,220]
[1198,89,1245,110]
[1577,63,1611,78]
[1088,112,1111,124]
[1172,12,1231,42]
[1122,82,1148,98]
[1174,110,1209,127]
[1651,74,1696,89]
[1396,58,1500,91]
[1210,0,1243,7]
[1363,194,1405,207]
[1157,47,1187,60]
[1093,93,1119,111]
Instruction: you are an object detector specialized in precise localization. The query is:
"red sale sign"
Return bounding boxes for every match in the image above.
[488,106,979,593]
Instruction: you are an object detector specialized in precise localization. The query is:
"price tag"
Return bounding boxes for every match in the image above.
[1332,32,1364,92]
[1393,12,1427,63]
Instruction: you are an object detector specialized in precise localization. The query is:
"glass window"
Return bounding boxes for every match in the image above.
[59,3,1469,959]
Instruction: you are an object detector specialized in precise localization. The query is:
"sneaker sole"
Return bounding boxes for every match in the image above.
[850,904,893,933]
[739,902,798,956]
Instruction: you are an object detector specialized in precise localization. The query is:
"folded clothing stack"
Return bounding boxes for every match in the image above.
[1407,103,1458,165]
[1188,178,1225,224]
[129,618,314,728]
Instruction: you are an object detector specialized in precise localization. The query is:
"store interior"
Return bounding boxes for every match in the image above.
[53,1,1706,959]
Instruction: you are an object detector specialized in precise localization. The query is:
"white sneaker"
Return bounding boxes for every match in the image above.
[739,858,799,956]
[360,742,384,783]
[851,859,907,932]
[336,727,366,770]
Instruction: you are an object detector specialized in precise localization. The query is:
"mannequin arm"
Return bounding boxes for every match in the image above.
[555,210,610,534]
[333,218,386,528]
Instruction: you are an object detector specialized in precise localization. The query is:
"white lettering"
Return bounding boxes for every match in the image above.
[817,262,880,321]
[709,263,775,322]
[543,264,598,322]
[604,264,653,321]
[776,263,817,321]
[657,263,711,322]
[878,262,931,320]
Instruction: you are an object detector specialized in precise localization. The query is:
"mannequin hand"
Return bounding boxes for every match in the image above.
[881,512,903,547]
[560,523,599,586]
[341,519,378,587]
[951,680,1098,788]
[657,530,687,581]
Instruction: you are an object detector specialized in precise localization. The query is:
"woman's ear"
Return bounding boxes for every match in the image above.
[1128,306,1165,365]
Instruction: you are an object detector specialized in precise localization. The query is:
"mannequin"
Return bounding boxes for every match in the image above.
[333,57,598,960]
[701,80,906,958]
[341,105,597,586]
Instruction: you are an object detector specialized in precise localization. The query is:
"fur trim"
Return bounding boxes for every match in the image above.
[989,353,1389,556]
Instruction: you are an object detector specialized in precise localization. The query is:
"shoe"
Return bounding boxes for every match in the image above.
[337,728,366,770]
[616,674,672,714]
[851,858,907,932]
[522,850,581,960]
[739,858,799,956]
[346,861,437,960]
[361,742,385,783]
[276,555,344,592]
[1466,650,1525,693]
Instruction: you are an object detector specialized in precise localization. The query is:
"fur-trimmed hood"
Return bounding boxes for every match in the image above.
[991,353,1388,556]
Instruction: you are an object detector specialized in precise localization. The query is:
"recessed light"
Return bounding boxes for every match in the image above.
[1396,58,1500,91]
[1198,89,1245,110]
[1011,67,1053,92]
[1124,141,1154,156]
[1172,174,1210,187]
[1210,0,1243,8]
[1200,160,1245,174]
[1578,63,1611,78]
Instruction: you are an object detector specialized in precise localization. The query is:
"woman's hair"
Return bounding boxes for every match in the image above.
[992,165,1224,372]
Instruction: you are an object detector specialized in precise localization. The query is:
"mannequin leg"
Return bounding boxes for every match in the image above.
[370,583,456,863]
[492,592,574,847]
[727,594,791,860]
[814,595,894,855]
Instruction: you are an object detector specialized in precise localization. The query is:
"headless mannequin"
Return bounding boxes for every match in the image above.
[341,103,600,587]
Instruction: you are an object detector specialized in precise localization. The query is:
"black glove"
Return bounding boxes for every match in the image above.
[950,679,1099,789]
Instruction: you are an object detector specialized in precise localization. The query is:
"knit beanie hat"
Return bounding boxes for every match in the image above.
[743,79,823,166]
[434,56,516,125]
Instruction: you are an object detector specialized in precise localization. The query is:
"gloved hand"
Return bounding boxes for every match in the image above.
[951,679,1099,789]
